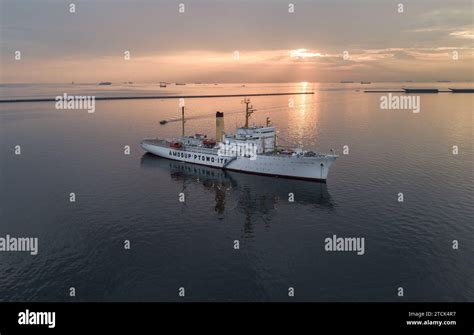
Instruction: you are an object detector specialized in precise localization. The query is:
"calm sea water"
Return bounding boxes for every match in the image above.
[0,82,473,301]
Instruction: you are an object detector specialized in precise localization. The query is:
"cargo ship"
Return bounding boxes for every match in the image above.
[141,99,338,182]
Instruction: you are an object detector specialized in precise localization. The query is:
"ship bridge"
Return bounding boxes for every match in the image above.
[220,98,278,154]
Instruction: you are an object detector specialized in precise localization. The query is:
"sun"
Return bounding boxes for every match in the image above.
[290,49,322,59]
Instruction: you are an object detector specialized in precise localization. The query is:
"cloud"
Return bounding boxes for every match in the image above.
[3,45,472,83]
[2,0,473,82]
[450,29,474,39]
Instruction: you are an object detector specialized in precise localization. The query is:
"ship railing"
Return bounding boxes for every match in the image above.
[180,146,218,155]
[144,139,170,147]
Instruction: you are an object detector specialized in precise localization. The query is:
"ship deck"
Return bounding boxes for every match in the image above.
[142,139,169,146]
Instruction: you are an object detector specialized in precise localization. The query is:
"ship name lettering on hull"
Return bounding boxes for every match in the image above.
[168,150,227,164]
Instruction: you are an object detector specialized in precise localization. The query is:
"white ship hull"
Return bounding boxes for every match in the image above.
[141,139,336,181]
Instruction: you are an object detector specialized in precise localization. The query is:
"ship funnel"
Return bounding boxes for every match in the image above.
[216,111,224,141]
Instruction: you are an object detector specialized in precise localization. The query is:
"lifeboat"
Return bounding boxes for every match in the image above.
[203,139,216,147]
[170,142,182,149]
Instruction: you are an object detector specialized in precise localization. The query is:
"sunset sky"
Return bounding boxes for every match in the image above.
[1,0,473,83]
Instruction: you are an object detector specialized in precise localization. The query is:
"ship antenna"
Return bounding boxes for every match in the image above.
[181,105,185,137]
[242,98,256,128]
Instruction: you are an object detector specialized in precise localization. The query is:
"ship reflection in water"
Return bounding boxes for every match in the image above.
[140,153,334,223]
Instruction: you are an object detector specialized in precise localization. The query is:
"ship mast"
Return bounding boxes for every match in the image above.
[242,98,256,128]
[181,106,185,137]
